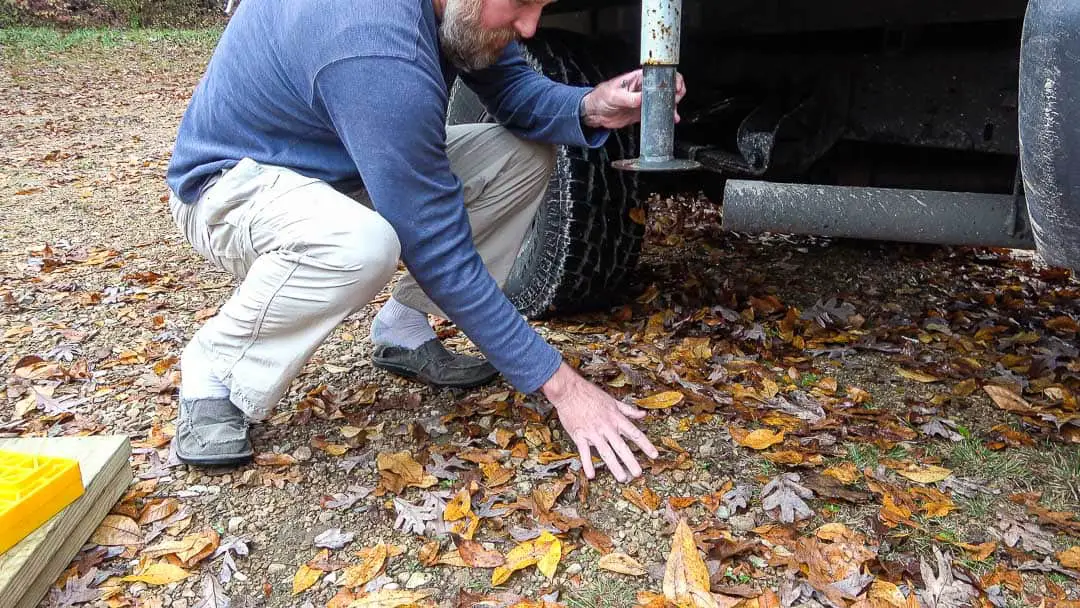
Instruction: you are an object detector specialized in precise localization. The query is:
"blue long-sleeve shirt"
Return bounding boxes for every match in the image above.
[166,0,610,393]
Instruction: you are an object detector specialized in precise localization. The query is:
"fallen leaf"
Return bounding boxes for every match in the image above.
[444,489,472,522]
[868,579,907,607]
[315,529,356,550]
[983,385,1036,413]
[893,464,953,484]
[90,514,141,546]
[377,451,437,493]
[418,541,440,567]
[121,563,191,586]
[663,518,718,608]
[255,452,297,466]
[582,527,614,555]
[346,589,432,607]
[1057,546,1080,570]
[195,573,230,608]
[537,534,562,579]
[822,463,859,485]
[896,367,942,383]
[453,535,506,568]
[635,391,685,409]
[340,544,388,588]
[138,498,180,525]
[293,564,322,595]
[481,462,514,487]
[622,486,661,512]
[761,473,814,523]
[916,547,976,608]
[997,510,1055,555]
[729,426,785,450]
[598,552,646,576]
[491,532,560,586]
[959,541,997,561]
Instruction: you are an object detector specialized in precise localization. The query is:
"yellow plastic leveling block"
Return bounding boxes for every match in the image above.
[0,449,85,555]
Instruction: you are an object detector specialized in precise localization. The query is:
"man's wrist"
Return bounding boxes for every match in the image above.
[541,362,573,403]
[579,90,601,129]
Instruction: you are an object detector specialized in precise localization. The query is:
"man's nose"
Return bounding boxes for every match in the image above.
[513,8,542,39]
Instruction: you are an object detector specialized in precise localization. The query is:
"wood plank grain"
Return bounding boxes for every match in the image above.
[0,436,132,608]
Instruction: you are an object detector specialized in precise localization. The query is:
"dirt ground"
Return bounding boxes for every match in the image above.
[2,32,1079,608]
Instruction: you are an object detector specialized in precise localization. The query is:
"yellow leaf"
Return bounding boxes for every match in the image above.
[868,580,907,607]
[663,518,718,608]
[822,462,859,485]
[491,532,559,586]
[480,462,513,487]
[1058,546,1080,570]
[959,541,998,561]
[952,378,978,396]
[121,563,191,586]
[729,426,785,450]
[346,589,432,607]
[635,391,684,410]
[444,488,471,522]
[629,208,646,225]
[598,552,646,576]
[894,464,952,484]
[536,533,562,579]
[896,367,942,383]
[438,548,469,568]
[341,545,387,588]
[293,564,322,594]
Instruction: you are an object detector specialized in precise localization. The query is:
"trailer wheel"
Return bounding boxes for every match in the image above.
[1019,0,1080,272]
[447,29,646,319]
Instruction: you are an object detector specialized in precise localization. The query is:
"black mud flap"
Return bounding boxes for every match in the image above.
[1019,0,1080,272]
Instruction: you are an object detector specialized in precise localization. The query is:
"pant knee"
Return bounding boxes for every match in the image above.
[303,212,401,284]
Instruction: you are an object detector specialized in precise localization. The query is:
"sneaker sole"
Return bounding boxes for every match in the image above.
[175,448,254,467]
[372,358,498,390]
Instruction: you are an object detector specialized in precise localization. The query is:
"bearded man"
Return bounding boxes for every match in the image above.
[165,0,685,483]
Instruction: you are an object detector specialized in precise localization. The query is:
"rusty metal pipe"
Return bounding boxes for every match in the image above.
[613,0,699,172]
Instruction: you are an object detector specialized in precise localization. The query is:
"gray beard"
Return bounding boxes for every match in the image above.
[439,0,515,72]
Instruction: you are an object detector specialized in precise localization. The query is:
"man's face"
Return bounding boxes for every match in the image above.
[440,0,551,72]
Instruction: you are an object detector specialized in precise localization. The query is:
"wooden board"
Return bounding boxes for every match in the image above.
[0,436,132,608]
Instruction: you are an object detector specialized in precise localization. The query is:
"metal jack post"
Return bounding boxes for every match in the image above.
[613,0,700,172]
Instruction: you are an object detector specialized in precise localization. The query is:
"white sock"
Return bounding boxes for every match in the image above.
[371,297,436,349]
[179,341,229,400]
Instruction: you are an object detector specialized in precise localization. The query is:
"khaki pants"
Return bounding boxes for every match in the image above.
[169,124,555,420]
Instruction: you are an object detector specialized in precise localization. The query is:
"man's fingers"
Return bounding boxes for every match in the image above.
[615,399,646,419]
[593,436,627,483]
[619,419,659,460]
[574,437,595,479]
[607,433,643,479]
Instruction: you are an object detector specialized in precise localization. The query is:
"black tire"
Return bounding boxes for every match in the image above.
[447,29,646,319]
[1019,0,1080,272]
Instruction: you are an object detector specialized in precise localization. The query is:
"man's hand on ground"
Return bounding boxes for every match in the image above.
[541,362,659,483]
[580,68,687,130]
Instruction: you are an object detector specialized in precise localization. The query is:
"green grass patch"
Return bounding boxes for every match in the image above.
[1017,440,1080,511]
[567,573,639,608]
[945,438,1026,483]
[845,443,880,470]
[0,26,221,54]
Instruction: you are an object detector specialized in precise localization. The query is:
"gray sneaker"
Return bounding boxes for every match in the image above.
[175,397,254,466]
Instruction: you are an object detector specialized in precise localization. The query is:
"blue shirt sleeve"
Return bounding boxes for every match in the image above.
[311,56,562,394]
[460,42,610,149]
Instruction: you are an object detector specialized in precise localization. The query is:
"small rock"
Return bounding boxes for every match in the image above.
[317,511,335,523]
[268,563,287,574]
[625,542,639,556]
[207,485,221,495]
[126,406,141,419]
[405,572,430,589]
[294,446,313,462]
[715,505,730,519]
[615,500,630,511]
[396,572,411,584]
[172,600,187,608]
[565,563,582,576]
[228,517,245,534]
[699,443,715,458]
[384,583,400,591]
[730,514,756,532]
[672,470,687,483]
